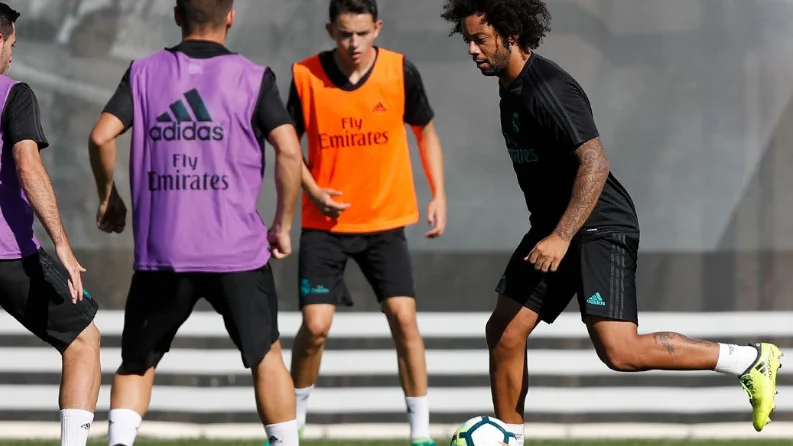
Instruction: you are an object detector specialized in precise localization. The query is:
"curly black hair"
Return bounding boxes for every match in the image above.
[440,0,552,52]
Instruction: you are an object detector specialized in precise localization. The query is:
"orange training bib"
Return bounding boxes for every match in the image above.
[293,49,419,233]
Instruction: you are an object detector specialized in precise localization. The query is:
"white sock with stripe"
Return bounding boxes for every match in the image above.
[60,409,93,446]
[295,385,313,430]
[504,423,524,446]
[108,408,142,446]
[265,419,299,446]
[714,343,760,376]
[406,395,430,440]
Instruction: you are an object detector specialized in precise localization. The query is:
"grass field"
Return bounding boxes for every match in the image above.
[2,441,793,446]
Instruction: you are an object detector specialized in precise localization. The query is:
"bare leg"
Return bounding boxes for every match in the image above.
[382,297,431,442]
[586,317,719,371]
[107,365,156,446]
[290,304,336,388]
[60,323,101,412]
[382,297,428,398]
[290,303,335,432]
[486,295,541,425]
[255,340,300,445]
[59,322,101,446]
[110,367,156,415]
[253,340,296,423]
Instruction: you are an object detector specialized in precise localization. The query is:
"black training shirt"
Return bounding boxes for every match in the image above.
[499,52,639,239]
[102,40,293,140]
[285,47,435,135]
[2,83,49,150]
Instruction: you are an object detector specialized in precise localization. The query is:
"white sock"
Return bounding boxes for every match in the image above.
[108,408,142,446]
[265,419,299,446]
[504,423,524,446]
[60,409,94,446]
[714,343,760,376]
[295,385,314,429]
[405,396,430,440]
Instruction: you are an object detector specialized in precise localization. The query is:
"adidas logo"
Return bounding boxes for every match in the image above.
[586,292,606,306]
[80,422,91,430]
[149,88,224,142]
[372,101,387,112]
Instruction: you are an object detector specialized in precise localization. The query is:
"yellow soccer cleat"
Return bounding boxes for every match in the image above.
[740,343,783,432]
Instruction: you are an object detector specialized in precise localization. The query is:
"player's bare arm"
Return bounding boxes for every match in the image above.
[526,137,609,272]
[300,157,321,196]
[411,121,447,238]
[14,140,67,247]
[553,136,610,241]
[269,123,303,227]
[294,119,348,218]
[287,75,350,220]
[301,156,351,218]
[267,123,304,258]
[88,112,127,233]
[14,140,85,300]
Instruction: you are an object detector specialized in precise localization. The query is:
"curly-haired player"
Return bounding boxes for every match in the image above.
[441,0,781,443]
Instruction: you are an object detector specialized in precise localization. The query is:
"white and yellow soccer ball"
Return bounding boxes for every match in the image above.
[449,416,518,446]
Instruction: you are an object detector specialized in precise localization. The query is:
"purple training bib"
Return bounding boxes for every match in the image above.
[130,50,270,272]
[0,74,40,259]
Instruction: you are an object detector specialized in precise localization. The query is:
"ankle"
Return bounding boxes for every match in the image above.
[61,409,94,446]
[714,343,760,376]
[295,385,314,428]
[265,419,299,446]
[405,395,430,440]
[504,423,525,446]
[108,408,142,446]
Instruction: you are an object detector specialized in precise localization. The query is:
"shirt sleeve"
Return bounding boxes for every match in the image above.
[2,83,49,150]
[285,77,305,136]
[253,68,294,138]
[403,58,435,127]
[102,63,134,131]
[527,75,600,151]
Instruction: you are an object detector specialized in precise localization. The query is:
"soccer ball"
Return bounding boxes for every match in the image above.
[449,416,517,446]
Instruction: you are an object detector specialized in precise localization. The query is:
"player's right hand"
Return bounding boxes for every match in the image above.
[268,226,292,260]
[310,188,351,219]
[97,186,127,234]
[55,244,86,304]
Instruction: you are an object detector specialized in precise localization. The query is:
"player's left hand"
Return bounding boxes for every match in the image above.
[96,185,127,234]
[425,195,447,238]
[267,225,292,260]
[526,232,570,272]
[55,243,86,304]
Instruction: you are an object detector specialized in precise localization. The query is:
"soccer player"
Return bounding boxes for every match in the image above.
[285,1,446,444]
[87,1,303,445]
[0,3,101,446]
[440,0,782,443]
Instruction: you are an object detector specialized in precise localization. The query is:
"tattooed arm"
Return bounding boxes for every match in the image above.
[553,137,610,242]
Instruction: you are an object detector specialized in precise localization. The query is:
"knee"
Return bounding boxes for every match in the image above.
[252,340,285,373]
[300,317,331,347]
[595,339,643,372]
[64,322,101,355]
[486,315,524,355]
[385,307,420,340]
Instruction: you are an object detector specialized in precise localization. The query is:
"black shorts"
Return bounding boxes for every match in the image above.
[120,263,279,372]
[298,227,415,308]
[0,249,98,350]
[496,231,639,324]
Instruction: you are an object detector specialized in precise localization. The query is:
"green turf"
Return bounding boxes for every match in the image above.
[0,441,792,446]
